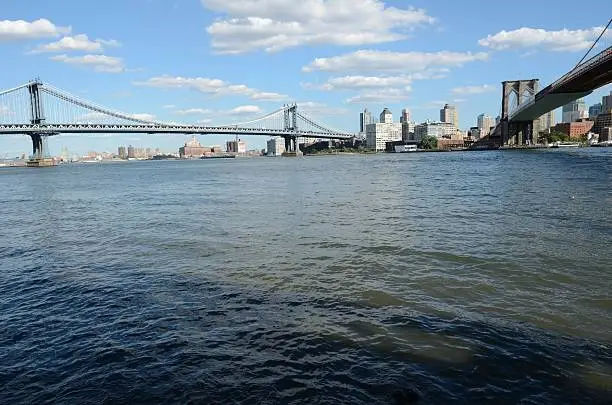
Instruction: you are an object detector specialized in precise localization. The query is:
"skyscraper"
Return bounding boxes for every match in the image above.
[359,108,373,133]
[602,91,612,114]
[400,108,411,123]
[538,111,556,133]
[440,104,459,129]
[476,114,495,136]
[562,98,587,123]
[589,103,603,119]
[379,108,393,124]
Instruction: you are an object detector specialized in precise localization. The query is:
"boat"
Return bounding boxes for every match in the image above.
[26,157,57,167]
[591,141,612,147]
[549,141,580,148]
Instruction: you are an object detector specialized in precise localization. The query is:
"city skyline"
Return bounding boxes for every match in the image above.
[0,0,611,155]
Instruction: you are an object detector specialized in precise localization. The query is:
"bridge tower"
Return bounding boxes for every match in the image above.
[26,80,54,166]
[283,104,300,153]
[500,79,539,145]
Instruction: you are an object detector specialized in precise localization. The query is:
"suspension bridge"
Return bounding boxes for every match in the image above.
[0,79,355,165]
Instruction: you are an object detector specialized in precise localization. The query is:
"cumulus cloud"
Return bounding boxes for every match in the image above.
[0,18,70,41]
[30,34,121,53]
[134,76,288,101]
[201,0,435,53]
[346,88,412,104]
[478,26,611,52]
[298,101,348,116]
[228,105,262,114]
[130,113,157,122]
[50,54,125,73]
[303,50,489,73]
[174,108,213,115]
[451,84,496,95]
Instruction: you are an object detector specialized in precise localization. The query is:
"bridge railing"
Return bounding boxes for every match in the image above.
[545,45,612,93]
[510,45,611,120]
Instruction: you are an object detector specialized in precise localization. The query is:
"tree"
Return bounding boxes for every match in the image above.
[418,135,438,150]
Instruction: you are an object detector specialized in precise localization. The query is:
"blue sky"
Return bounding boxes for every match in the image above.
[1,0,611,156]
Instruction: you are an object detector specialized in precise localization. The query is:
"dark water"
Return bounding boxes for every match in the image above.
[1,149,611,404]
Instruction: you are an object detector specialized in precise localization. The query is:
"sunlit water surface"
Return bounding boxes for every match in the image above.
[1,149,611,404]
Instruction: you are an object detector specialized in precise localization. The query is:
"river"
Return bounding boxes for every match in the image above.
[1,149,611,404]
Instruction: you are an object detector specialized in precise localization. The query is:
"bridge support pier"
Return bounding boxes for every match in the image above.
[501,79,539,146]
[505,121,536,145]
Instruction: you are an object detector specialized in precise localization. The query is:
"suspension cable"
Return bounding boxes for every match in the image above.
[574,18,611,68]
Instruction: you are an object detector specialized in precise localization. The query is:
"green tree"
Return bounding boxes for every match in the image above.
[418,135,438,150]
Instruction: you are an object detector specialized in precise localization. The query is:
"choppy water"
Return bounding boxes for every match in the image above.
[1,149,611,404]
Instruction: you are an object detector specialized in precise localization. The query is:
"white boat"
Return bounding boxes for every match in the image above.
[549,141,580,148]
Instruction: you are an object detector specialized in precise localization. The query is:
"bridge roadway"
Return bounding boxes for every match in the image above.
[0,123,354,140]
[509,45,612,122]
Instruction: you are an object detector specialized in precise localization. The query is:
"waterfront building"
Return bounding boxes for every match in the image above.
[440,104,459,130]
[589,102,602,119]
[400,108,411,123]
[551,119,594,138]
[562,98,587,123]
[226,139,247,154]
[359,108,373,134]
[127,145,135,159]
[401,121,416,142]
[600,127,612,142]
[414,121,456,141]
[379,108,393,124]
[477,114,495,137]
[266,137,285,156]
[366,122,402,151]
[591,113,612,137]
[603,91,612,114]
[469,127,481,139]
[118,146,127,159]
[179,136,214,158]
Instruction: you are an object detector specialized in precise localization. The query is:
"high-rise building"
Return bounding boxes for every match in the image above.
[359,108,373,133]
[589,103,602,119]
[440,104,459,130]
[366,122,402,151]
[266,137,285,156]
[400,108,411,123]
[476,114,495,137]
[562,98,587,123]
[401,121,416,142]
[227,139,247,154]
[538,111,556,133]
[379,108,393,124]
[118,146,127,159]
[414,121,456,141]
[602,91,612,114]
[127,145,135,159]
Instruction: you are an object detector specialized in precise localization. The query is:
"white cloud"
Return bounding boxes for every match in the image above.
[174,108,213,115]
[478,26,611,52]
[201,0,435,53]
[130,113,156,122]
[346,88,411,104]
[250,91,288,101]
[298,101,348,116]
[303,50,489,73]
[229,105,262,114]
[0,18,70,41]
[50,54,125,73]
[302,72,451,92]
[30,34,121,53]
[134,76,287,101]
[451,84,496,95]
[162,104,176,109]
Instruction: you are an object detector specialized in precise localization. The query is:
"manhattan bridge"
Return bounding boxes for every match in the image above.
[0,79,355,163]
